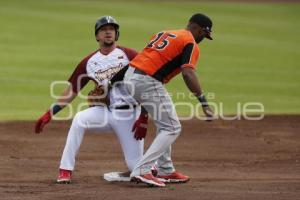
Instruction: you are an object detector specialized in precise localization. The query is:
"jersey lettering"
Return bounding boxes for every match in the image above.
[147,32,177,50]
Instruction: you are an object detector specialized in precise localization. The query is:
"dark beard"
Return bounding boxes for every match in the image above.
[103,41,114,47]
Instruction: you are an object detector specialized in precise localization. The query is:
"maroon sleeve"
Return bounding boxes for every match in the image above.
[68,51,97,93]
[117,46,138,61]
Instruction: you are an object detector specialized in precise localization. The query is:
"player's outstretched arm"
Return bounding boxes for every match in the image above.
[181,67,214,120]
[35,85,77,134]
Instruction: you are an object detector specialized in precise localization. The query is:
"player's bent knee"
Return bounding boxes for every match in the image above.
[173,127,181,138]
[163,123,181,136]
[172,123,182,135]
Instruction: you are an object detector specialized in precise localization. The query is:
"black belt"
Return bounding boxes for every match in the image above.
[113,105,136,110]
[133,68,147,75]
[133,68,163,82]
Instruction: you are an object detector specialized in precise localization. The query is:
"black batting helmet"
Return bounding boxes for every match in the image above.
[95,16,120,41]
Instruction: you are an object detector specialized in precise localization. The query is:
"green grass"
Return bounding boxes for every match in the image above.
[0,0,299,120]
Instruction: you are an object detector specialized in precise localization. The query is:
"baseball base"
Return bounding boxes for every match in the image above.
[103,172,131,182]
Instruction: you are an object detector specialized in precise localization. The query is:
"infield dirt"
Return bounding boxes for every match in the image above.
[0,116,299,200]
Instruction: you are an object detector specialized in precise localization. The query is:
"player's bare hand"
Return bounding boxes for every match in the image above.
[202,106,214,121]
[35,111,52,134]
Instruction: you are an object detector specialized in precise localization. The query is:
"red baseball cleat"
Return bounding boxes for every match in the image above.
[132,173,165,187]
[56,169,72,184]
[157,171,190,183]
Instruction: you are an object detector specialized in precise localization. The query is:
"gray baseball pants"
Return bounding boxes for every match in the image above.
[124,66,182,177]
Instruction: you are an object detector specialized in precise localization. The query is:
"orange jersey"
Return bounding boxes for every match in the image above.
[130,29,200,83]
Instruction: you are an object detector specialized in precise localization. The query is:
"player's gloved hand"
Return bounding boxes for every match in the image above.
[132,113,148,140]
[35,111,52,134]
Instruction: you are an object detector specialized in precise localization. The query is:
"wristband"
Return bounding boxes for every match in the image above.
[198,94,209,107]
[51,104,62,115]
[141,106,148,116]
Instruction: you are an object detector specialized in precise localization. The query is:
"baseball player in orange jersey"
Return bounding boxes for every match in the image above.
[122,13,214,187]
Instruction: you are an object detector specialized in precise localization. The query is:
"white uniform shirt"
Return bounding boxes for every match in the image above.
[68,46,138,107]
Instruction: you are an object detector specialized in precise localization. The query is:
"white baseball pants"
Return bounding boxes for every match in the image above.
[59,106,144,172]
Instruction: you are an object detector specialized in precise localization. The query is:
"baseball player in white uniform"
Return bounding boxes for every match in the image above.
[35,16,148,184]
